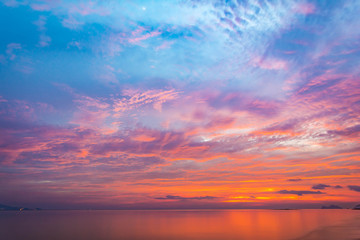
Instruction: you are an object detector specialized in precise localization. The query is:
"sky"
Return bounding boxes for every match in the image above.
[0,0,359,209]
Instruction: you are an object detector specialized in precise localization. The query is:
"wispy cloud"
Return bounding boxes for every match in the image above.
[276,190,324,196]
[155,195,217,200]
[287,179,302,182]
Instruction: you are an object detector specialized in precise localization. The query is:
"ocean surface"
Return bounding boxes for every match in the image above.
[1,209,360,240]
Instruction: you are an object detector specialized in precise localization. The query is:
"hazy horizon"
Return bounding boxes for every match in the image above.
[1,201,359,211]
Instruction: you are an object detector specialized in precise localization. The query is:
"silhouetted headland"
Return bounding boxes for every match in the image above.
[321,205,342,209]
[0,204,41,211]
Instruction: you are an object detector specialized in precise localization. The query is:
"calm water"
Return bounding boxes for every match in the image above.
[1,209,360,240]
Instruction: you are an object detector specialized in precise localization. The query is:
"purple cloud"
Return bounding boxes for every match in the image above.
[287,178,302,182]
[312,184,331,190]
[276,190,324,196]
[207,91,281,117]
[328,124,360,137]
[348,185,360,192]
[155,195,217,200]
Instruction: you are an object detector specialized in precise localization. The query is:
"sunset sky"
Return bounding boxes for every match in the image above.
[0,0,359,209]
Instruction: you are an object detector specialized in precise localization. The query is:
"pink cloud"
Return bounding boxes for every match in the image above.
[62,17,84,29]
[38,34,51,47]
[104,27,162,56]
[295,3,316,15]
[30,3,52,11]
[155,41,175,51]
[68,2,110,16]
[6,43,22,60]
[132,134,156,142]
[71,95,112,132]
[65,88,180,134]
[131,26,146,36]
[33,15,47,30]
[251,57,288,70]
[2,0,24,7]
[0,96,7,103]
[114,89,179,112]
[29,0,61,11]
[128,31,162,44]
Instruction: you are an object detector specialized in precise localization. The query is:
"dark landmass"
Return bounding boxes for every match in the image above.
[353,204,360,210]
[0,204,41,211]
[321,205,343,209]
[0,204,20,211]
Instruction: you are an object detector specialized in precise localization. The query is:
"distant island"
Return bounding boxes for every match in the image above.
[321,205,342,209]
[0,204,41,211]
[353,204,360,210]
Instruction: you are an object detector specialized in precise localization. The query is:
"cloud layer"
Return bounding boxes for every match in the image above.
[0,0,359,209]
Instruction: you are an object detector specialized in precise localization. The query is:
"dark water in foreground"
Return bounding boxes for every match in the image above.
[1,209,360,240]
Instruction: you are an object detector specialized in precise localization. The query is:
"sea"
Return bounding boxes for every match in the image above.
[1,209,360,240]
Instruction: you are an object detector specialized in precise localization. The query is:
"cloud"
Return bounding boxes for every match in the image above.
[1,0,25,7]
[93,156,165,173]
[5,43,22,60]
[154,195,217,200]
[114,89,180,112]
[128,30,162,45]
[348,185,360,192]
[287,178,302,182]
[68,87,180,132]
[312,184,331,190]
[1,0,360,209]
[88,127,188,155]
[295,3,316,15]
[276,190,324,196]
[33,15,51,47]
[252,57,288,70]
[207,91,281,117]
[328,124,360,138]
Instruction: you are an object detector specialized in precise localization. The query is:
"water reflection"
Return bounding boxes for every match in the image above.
[1,209,359,240]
